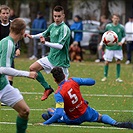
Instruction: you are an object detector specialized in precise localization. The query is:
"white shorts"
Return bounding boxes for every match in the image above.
[103,49,123,62]
[0,84,23,107]
[37,56,69,80]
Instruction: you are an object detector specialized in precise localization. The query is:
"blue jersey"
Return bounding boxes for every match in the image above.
[43,77,95,124]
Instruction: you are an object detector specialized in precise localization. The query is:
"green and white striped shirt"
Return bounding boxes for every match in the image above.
[0,36,15,90]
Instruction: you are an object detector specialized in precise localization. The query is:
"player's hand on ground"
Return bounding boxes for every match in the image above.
[29,71,38,79]
[40,36,45,44]
[24,33,32,39]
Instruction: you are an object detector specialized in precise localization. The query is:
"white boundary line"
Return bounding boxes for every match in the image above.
[0,122,127,130]
[45,124,127,130]
[1,108,133,112]
[83,94,133,98]
[21,92,133,98]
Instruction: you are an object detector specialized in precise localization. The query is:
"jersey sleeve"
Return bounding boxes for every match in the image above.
[55,93,64,108]
[42,24,52,37]
[43,93,64,125]
[43,108,64,125]
[71,77,95,86]
[44,42,63,49]
[58,25,70,45]
[0,39,15,67]
[0,67,29,77]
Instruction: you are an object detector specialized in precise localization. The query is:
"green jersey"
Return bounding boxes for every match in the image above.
[0,36,15,90]
[105,23,126,50]
[42,22,70,68]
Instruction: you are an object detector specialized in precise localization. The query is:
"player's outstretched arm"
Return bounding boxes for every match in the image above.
[25,33,43,39]
[0,67,37,79]
[29,71,38,79]
[43,41,63,49]
[24,33,32,39]
[43,108,64,125]
[72,77,95,86]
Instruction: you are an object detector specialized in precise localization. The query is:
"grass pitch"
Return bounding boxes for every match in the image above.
[0,58,133,133]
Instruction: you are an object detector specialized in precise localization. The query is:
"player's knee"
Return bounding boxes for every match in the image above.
[29,65,34,71]
[29,63,42,71]
[19,107,30,119]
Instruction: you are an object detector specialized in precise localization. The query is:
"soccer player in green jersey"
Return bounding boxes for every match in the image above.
[0,18,37,133]
[99,14,126,82]
[26,5,71,101]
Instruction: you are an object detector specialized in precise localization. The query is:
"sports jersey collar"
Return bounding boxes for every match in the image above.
[54,21,64,26]
[112,23,119,27]
[58,79,66,86]
[1,22,10,26]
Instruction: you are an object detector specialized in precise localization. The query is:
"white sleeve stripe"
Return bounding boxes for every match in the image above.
[59,25,68,43]
[6,40,14,67]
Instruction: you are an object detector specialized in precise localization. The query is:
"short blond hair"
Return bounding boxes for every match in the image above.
[0,5,10,13]
[10,18,26,34]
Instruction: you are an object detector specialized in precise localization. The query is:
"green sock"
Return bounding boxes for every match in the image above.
[116,64,120,78]
[104,65,108,77]
[16,116,28,133]
[36,71,50,89]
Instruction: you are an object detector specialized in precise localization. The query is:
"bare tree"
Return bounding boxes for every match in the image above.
[29,1,40,22]
[100,0,110,18]
[6,0,21,16]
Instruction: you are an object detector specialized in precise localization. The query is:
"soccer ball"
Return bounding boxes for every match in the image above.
[102,31,118,46]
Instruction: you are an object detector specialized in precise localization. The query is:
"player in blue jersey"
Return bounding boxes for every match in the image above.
[41,67,133,129]
[26,5,71,101]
